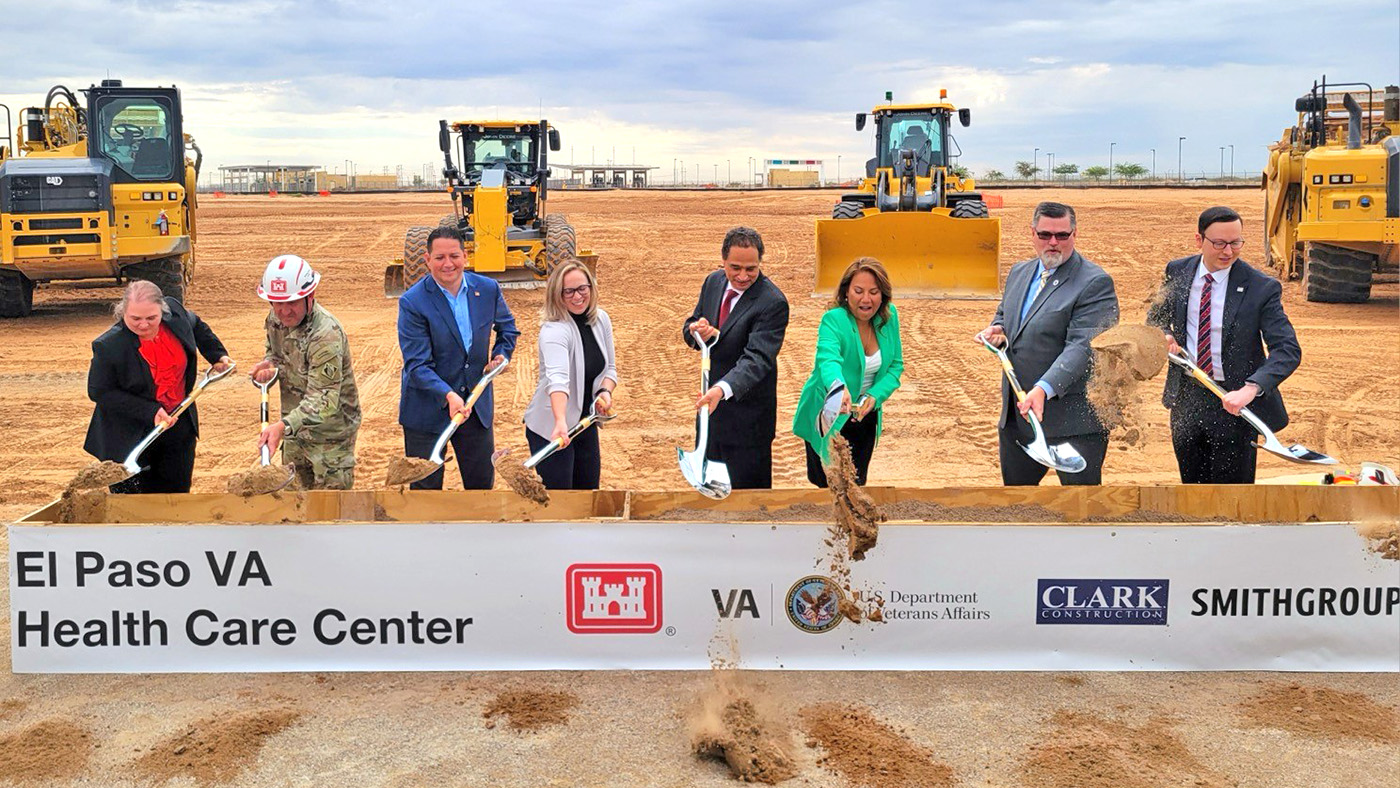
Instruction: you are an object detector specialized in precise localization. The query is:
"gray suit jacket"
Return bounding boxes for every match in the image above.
[992,251,1119,438]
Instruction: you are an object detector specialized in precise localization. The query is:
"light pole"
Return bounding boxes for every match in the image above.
[1229,144,1235,179]
[727,160,731,185]
[672,158,677,185]
[695,163,699,183]
[1047,152,1055,182]
[1151,148,1156,181]
[837,154,841,184]
[1033,147,1039,183]
[1219,146,1225,179]
[678,160,683,186]
[1109,142,1116,185]
[1178,136,1185,182]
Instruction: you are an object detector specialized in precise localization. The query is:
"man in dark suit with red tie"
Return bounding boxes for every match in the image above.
[1148,206,1301,484]
[683,227,790,488]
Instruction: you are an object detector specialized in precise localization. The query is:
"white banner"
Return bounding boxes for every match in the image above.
[9,523,1399,673]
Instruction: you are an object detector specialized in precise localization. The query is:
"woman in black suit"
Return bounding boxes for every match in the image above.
[84,280,231,494]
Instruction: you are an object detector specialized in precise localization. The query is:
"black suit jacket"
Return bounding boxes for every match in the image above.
[84,298,228,461]
[682,270,789,442]
[1147,256,1300,431]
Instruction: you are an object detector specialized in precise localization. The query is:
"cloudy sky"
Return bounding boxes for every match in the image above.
[2,0,1396,184]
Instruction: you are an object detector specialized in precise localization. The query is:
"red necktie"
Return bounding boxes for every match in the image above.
[717,289,738,329]
[1196,273,1214,376]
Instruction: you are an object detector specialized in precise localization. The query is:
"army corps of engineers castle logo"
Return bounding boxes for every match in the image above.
[565,563,663,634]
[786,575,845,634]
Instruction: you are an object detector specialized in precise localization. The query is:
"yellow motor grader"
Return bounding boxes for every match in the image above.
[0,80,201,317]
[815,91,1000,297]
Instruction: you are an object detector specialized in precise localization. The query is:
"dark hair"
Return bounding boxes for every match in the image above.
[1031,201,1076,229]
[1197,206,1243,234]
[426,224,466,250]
[722,226,764,261]
[835,257,893,327]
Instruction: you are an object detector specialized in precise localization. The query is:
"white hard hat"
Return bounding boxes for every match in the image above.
[257,254,320,302]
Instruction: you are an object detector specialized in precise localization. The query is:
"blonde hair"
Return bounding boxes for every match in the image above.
[114,280,171,320]
[542,260,598,324]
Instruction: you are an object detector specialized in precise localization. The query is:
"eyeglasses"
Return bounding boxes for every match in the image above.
[1203,237,1244,250]
[562,284,592,299]
[1034,230,1074,241]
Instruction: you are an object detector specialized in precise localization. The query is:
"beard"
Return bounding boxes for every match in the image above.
[1040,249,1066,267]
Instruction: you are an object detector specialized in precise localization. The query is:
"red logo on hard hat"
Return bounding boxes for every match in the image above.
[271,280,287,294]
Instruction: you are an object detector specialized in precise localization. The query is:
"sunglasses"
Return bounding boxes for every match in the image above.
[1035,230,1074,241]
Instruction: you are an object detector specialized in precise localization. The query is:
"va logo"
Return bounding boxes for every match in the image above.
[712,588,759,619]
[786,576,844,634]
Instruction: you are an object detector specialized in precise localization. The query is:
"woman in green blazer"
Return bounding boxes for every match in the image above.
[792,257,903,487]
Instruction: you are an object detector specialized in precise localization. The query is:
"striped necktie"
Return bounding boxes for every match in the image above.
[1196,273,1215,376]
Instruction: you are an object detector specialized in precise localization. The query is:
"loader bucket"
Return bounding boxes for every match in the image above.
[384,260,407,298]
[814,211,1001,298]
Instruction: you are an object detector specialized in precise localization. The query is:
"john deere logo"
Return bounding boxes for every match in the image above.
[786,575,844,634]
[45,176,63,186]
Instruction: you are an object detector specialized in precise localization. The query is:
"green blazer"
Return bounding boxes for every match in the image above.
[792,304,904,462]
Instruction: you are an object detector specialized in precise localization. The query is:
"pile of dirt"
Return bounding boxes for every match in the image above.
[0,699,27,720]
[0,718,93,783]
[1023,710,1232,788]
[824,434,883,561]
[882,499,1068,522]
[482,688,579,731]
[642,502,835,522]
[1356,519,1400,561]
[493,450,550,506]
[133,707,301,785]
[57,487,106,523]
[691,675,797,784]
[800,703,954,788]
[1240,682,1400,743]
[1084,510,1229,523]
[225,463,294,496]
[1088,324,1169,449]
[66,459,130,491]
[383,456,439,487]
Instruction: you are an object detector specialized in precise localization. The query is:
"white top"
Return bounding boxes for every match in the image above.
[1185,261,1230,381]
[860,350,882,395]
[522,309,619,439]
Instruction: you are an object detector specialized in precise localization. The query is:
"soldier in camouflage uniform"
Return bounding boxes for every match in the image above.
[249,255,361,489]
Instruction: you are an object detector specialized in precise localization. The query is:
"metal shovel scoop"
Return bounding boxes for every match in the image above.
[523,395,618,469]
[250,369,294,492]
[122,362,237,476]
[982,340,1087,474]
[818,383,871,438]
[1166,352,1337,465]
[427,359,511,465]
[677,331,731,499]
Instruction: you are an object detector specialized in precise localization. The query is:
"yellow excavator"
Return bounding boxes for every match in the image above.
[1263,78,1399,302]
[384,119,595,296]
[0,80,201,317]
[815,91,1000,297]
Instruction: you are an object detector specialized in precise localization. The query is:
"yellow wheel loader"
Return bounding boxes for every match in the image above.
[1263,78,1399,303]
[384,119,596,296]
[814,92,1000,297]
[0,80,201,317]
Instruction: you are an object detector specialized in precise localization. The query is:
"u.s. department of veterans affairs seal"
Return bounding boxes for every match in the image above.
[786,576,844,634]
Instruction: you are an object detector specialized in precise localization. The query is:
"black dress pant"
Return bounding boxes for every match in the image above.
[1170,382,1259,484]
[998,417,1108,486]
[525,425,601,490]
[703,439,773,490]
[805,408,880,488]
[403,417,495,490]
[110,415,197,494]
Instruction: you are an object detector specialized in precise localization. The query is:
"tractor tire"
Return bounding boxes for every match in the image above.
[402,226,433,289]
[0,270,34,318]
[124,255,186,302]
[950,199,990,219]
[438,214,459,228]
[832,201,864,220]
[543,214,578,275]
[1303,243,1374,303]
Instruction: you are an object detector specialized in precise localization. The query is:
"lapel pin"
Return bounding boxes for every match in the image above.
[1236,286,1244,292]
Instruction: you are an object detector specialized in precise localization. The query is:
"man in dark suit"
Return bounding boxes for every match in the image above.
[85,280,231,494]
[974,201,1119,485]
[683,226,790,489]
[397,225,520,489]
[1148,206,1301,484]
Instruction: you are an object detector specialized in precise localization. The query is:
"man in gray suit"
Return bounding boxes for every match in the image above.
[974,201,1119,485]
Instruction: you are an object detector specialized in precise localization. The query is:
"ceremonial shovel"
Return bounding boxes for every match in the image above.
[982,340,1087,474]
[521,395,618,469]
[818,383,871,438]
[426,359,511,466]
[122,363,238,477]
[1167,352,1337,465]
[251,369,294,492]
[677,331,731,499]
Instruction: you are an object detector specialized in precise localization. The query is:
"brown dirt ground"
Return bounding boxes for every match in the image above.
[1,189,1397,786]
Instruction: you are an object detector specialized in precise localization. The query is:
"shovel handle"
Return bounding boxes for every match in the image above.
[1168,352,1231,400]
[982,339,1030,404]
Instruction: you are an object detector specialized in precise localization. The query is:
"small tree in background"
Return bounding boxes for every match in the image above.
[1114,162,1147,180]
[1083,165,1109,181]
[984,169,1005,181]
[950,164,970,179]
[1014,161,1040,180]
[1054,163,1079,182]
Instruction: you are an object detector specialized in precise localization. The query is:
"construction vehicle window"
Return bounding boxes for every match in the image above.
[94,98,175,181]
[462,132,536,171]
[878,113,944,170]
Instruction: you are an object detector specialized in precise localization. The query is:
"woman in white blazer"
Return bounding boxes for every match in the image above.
[522,260,617,489]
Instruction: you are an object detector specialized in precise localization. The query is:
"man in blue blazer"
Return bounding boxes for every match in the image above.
[398,225,520,489]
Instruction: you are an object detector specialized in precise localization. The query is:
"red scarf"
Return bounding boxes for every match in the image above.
[137,324,187,412]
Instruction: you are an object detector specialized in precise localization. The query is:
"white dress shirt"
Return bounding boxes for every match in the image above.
[1185,260,1230,381]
